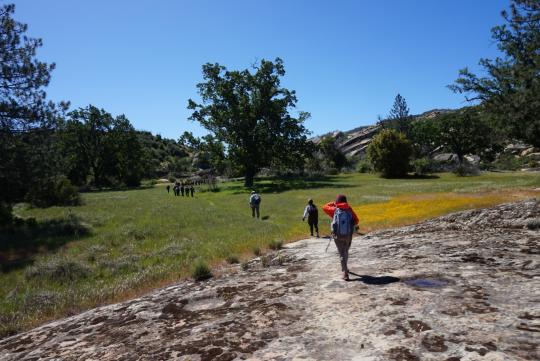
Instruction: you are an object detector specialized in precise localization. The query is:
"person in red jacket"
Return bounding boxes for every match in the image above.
[323,194,359,281]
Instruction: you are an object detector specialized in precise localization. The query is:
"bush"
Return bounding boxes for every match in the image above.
[411,157,432,175]
[356,160,372,173]
[26,176,81,208]
[191,259,212,281]
[367,129,413,178]
[252,246,261,256]
[268,239,283,250]
[25,258,91,283]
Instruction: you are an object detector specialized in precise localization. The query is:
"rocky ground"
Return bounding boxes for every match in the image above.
[0,200,538,361]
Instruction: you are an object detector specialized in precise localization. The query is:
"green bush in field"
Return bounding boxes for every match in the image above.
[191,260,212,281]
[25,257,91,283]
[26,176,81,208]
[367,129,412,178]
[411,157,433,175]
[268,239,283,250]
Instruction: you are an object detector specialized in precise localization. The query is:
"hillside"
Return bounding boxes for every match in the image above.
[313,108,455,157]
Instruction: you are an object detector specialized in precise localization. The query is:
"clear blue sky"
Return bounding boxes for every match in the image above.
[12,0,507,139]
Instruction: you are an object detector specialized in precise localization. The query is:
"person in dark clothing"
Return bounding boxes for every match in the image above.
[180,184,185,196]
[190,185,194,197]
[249,191,261,218]
[166,185,170,194]
[302,199,319,237]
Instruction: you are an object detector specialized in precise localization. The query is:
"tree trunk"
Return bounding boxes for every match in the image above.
[244,167,255,187]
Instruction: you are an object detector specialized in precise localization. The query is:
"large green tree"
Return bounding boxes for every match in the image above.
[0,4,68,222]
[63,105,146,187]
[188,58,311,187]
[437,107,493,165]
[450,0,540,147]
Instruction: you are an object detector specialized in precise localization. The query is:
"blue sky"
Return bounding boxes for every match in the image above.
[12,0,507,139]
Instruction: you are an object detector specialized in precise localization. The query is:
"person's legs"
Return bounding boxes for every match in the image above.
[308,221,314,236]
[334,237,352,279]
[314,221,319,237]
[255,206,260,219]
[251,206,255,218]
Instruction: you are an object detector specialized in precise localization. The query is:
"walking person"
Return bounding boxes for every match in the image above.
[180,184,185,197]
[173,184,179,196]
[166,184,170,194]
[190,185,194,197]
[302,199,319,237]
[249,191,261,219]
[323,194,359,281]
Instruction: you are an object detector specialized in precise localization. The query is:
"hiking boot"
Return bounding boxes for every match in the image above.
[316,232,319,238]
[342,272,350,281]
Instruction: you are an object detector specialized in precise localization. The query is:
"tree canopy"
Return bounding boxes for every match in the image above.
[0,4,68,222]
[450,0,540,147]
[188,58,311,186]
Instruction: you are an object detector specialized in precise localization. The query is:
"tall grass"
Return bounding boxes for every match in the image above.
[1,172,539,337]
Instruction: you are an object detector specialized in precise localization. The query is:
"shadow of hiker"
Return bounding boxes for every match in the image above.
[261,215,270,220]
[348,272,400,285]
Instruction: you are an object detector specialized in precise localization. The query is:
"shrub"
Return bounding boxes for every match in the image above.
[268,239,283,250]
[260,255,270,267]
[411,157,432,175]
[252,246,261,256]
[225,255,239,264]
[367,129,413,178]
[356,160,372,173]
[25,258,91,283]
[26,176,81,208]
[191,259,212,281]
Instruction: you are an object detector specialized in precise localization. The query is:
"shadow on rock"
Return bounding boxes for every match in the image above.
[349,272,400,285]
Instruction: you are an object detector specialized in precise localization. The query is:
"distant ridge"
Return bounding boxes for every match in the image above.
[313,108,455,157]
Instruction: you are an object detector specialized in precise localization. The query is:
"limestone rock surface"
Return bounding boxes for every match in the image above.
[0,200,538,361]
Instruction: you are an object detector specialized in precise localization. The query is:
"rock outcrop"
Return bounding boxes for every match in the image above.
[1,200,538,360]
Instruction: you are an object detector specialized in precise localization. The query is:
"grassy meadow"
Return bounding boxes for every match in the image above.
[1,172,539,337]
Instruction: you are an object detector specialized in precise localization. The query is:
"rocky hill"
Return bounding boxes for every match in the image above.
[1,199,538,360]
[313,108,454,158]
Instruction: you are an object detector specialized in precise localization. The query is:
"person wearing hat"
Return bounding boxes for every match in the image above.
[249,190,261,218]
[323,194,359,280]
[302,199,319,237]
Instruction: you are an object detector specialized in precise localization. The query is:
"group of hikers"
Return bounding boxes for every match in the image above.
[167,182,195,197]
[249,190,359,281]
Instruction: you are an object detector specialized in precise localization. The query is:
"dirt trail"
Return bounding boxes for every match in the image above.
[0,200,538,361]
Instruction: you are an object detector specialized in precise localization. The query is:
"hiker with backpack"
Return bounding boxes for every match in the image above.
[302,199,319,238]
[249,191,261,219]
[323,194,359,281]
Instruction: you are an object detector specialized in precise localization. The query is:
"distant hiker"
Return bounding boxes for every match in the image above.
[180,184,185,197]
[323,194,359,281]
[303,199,319,238]
[166,185,171,194]
[190,185,194,197]
[249,191,261,219]
[173,184,179,196]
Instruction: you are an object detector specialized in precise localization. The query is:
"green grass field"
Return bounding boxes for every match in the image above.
[1,172,539,337]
